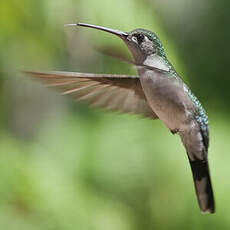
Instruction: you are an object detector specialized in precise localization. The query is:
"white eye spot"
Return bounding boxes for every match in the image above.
[144,36,150,42]
[132,36,138,43]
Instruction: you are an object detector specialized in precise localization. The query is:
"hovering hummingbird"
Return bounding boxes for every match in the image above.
[26,23,215,213]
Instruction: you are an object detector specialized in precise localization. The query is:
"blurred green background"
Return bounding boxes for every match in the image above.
[0,0,230,229]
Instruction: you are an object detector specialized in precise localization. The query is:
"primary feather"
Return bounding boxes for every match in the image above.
[25,71,158,119]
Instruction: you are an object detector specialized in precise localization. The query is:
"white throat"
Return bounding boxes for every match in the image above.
[143,54,170,72]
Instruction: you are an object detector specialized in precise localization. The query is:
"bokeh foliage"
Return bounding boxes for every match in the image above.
[0,0,230,229]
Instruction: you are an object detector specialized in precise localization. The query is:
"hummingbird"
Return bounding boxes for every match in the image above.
[26,23,215,213]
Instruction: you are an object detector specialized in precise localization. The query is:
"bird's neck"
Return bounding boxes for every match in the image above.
[141,54,176,77]
[127,45,177,77]
[143,54,169,71]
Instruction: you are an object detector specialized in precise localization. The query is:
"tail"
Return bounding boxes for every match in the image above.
[189,159,215,213]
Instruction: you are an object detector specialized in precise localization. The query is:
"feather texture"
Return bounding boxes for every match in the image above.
[25,71,158,119]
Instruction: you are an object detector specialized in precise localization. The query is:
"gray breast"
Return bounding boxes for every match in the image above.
[138,69,195,131]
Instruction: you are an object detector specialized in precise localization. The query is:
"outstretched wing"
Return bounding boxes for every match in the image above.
[25,71,158,119]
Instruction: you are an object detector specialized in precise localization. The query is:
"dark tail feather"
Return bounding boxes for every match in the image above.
[189,160,215,213]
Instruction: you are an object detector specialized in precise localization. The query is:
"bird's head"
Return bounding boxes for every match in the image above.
[124,28,166,63]
[66,23,168,70]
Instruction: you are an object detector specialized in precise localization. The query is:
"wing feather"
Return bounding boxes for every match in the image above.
[25,71,158,119]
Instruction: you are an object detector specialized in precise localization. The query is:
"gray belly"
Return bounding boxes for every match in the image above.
[139,70,194,131]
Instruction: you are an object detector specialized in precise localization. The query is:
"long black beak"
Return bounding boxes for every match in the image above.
[65,23,128,40]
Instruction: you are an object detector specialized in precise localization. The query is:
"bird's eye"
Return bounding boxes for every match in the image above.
[131,34,145,44]
[136,34,144,43]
